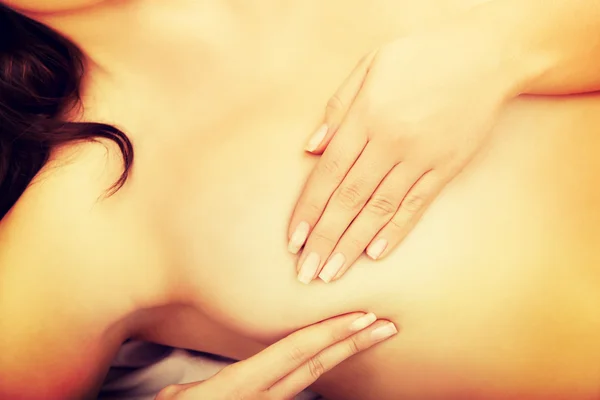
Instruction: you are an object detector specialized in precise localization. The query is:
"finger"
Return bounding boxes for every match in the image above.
[155,382,198,400]
[268,319,398,398]
[288,115,367,254]
[365,170,447,262]
[232,312,376,390]
[318,163,423,282]
[296,142,397,283]
[305,50,378,154]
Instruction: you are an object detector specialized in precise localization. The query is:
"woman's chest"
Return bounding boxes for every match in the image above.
[116,13,600,398]
[89,0,493,243]
[133,91,600,320]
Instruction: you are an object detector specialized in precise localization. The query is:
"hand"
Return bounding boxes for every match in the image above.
[288,26,521,283]
[155,313,397,400]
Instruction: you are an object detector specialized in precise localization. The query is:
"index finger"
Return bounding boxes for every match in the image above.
[288,116,367,254]
[236,312,376,389]
[306,50,378,155]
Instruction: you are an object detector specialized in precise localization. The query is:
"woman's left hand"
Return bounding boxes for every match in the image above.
[288,27,524,283]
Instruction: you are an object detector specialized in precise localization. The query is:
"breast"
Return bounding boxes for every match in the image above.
[122,3,600,398]
[146,83,600,399]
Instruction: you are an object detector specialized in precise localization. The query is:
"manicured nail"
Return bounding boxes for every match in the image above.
[305,124,328,152]
[288,221,310,254]
[297,252,320,284]
[349,312,377,332]
[366,238,387,260]
[370,323,398,342]
[319,253,345,283]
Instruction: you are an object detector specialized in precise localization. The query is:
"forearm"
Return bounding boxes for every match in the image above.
[464,0,600,96]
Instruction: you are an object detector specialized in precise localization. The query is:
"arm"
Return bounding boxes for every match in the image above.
[466,0,600,95]
[0,143,163,399]
[0,288,124,400]
[0,218,124,399]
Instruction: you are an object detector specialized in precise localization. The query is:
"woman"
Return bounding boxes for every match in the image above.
[0,1,599,400]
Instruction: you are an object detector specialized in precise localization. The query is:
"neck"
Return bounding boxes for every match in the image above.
[16,0,321,138]
[25,0,312,78]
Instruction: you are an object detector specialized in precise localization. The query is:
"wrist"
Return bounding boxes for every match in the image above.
[453,1,555,99]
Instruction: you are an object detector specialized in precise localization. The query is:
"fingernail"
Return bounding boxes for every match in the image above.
[370,323,398,342]
[319,253,345,283]
[288,221,310,254]
[305,124,328,152]
[297,252,320,284]
[366,238,387,260]
[349,312,377,332]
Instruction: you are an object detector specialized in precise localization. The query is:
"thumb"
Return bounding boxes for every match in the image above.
[305,49,378,154]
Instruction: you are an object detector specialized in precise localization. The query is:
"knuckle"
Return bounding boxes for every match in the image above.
[367,195,397,216]
[310,229,337,246]
[343,234,364,252]
[388,217,406,233]
[327,320,349,342]
[335,183,365,210]
[307,356,327,380]
[401,193,426,214]
[319,157,343,179]
[301,199,324,219]
[156,385,182,399]
[288,344,308,364]
[346,337,362,355]
[326,94,345,114]
[317,144,350,182]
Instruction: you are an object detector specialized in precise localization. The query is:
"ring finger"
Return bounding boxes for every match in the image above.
[318,163,423,282]
[365,169,446,262]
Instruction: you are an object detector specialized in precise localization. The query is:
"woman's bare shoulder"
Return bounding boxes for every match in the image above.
[1,143,127,294]
[0,142,166,399]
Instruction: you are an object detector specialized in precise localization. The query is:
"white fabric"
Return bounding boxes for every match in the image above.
[99,341,323,400]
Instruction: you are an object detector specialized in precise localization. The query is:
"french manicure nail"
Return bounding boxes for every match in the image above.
[366,238,387,260]
[349,312,377,332]
[288,221,310,254]
[305,124,328,152]
[319,253,345,283]
[370,323,398,342]
[297,252,320,284]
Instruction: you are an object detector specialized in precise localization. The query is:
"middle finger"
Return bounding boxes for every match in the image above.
[296,142,397,283]
[319,163,423,282]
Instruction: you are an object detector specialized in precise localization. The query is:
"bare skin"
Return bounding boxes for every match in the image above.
[1,1,599,399]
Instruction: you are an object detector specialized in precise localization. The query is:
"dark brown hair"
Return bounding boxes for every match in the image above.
[0,4,133,220]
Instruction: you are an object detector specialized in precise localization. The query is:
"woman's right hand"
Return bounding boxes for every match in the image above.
[155,313,397,399]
